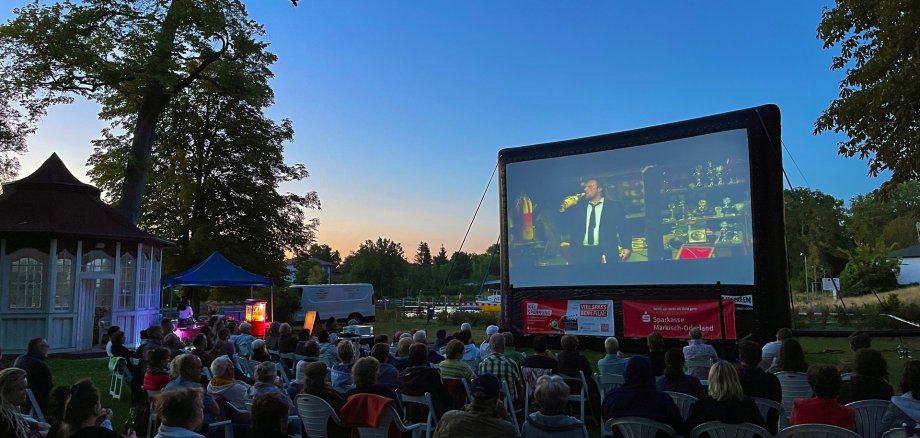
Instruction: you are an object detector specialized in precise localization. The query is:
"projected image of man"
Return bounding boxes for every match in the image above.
[560,178,631,264]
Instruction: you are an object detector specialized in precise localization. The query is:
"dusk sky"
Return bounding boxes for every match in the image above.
[2,1,888,258]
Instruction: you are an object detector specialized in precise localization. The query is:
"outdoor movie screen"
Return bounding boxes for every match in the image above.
[505,128,755,288]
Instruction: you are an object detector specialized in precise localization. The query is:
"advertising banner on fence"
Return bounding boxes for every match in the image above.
[621,299,736,339]
[522,299,615,336]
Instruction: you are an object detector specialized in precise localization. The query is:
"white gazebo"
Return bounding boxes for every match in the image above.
[0,154,170,353]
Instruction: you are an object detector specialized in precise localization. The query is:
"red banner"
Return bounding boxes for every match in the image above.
[522,299,615,336]
[621,299,736,339]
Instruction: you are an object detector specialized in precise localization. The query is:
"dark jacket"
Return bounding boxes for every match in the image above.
[70,426,124,438]
[110,344,136,374]
[278,334,298,354]
[524,354,559,373]
[838,374,894,405]
[647,351,666,377]
[737,364,782,433]
[13,352,52,413]
[398,365,450,420]
[686,396,766,431]
[602,356,688,437]
[377,362,399,391]
[557,350,602,424]
[656,372,705,398]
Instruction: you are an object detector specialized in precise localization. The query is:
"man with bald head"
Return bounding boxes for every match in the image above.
[477,333,523,405]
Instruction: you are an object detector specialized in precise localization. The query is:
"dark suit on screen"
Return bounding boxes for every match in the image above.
[564,198,631,264]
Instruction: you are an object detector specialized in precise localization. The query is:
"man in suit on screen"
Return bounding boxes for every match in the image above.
[559,178,631,265]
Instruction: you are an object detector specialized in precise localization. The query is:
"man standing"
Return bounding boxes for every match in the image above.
[560,178,631,264]
[13,337,52,413]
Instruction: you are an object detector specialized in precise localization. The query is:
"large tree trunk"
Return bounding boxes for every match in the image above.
[117,87,170,224]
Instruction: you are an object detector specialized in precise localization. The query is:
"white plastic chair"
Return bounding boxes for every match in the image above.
[596,373,626,437]
[108,357,129,400]
[775,371,813,415]
[845,399,892,438]
[690,421,771,438]
[606,416,678,438]
[559,370,589,424]
[208,419,234,438]
[685,358,714,378]
[840,372,855,382]
[354,405,424,438]
[752,396,787,431]
[397,391,437,438]
[774,424,861,438]
[25,389,45,423]
[881,428,907,438]
[664,391,698,420]
[296,393,344,438]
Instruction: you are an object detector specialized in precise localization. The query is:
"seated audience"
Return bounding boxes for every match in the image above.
[478,333,524,406]
[330,341,356,393]
[133,325,164,403]
[206,355,250,409]
[250,339,271,363]
[142,348,172,392]
[13,337,53,414]
[656,348,705,398]
[439,340,476,381]
[557,334,602,422]
[214,328,235,358]
[247,362,295,415]
[413,330,445,364]
[399,343,451,419]
[502,332,525,367]
[686,361,765,431]
[882,359,920,432]
[190,334,213,368]
[837,348,894,404]
[522,374,587,438]
[761,327,794,370]
[294,329,311,356]
[264,322,281,351]
[768,338,809,374]
[370,343,399,390]
[602,355,687,436]
[278,323,297,355]
[58,378,123,438]
[46,385,72,435]
[104,325,121,357]
[301,361,345,412]
[1,367,51,438]
[597,337,629,376]
[153,387,204,438]
[434,329,450,352]
[346,356,403,413]
[478,325,500,359]
[164,354,221,420]
[434,373,518,438]
[457,330,481,370]
[162,333,184,358]
[523,335,558,372]
[646,332,667,377]
[317,330,340,368]
[391,337,413,372]
[324,317,340,344]
[682,327,719,380]
[233,322,256,359]
[736,340,782,433]
[109,331,135,374]
[840,331,872,373]
[247,392,290,438]
[791,364,855,430]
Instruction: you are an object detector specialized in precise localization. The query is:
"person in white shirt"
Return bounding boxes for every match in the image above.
[760,327,794,370]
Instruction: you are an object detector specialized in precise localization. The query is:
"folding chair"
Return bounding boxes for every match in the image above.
[559,370,589,424]
[354,405,424,438]
[441,377,472,409]
[664,391,698,420]
[881,429,907,438]
[397,391,437,438]
[690,421,771,438]
[775,372,813,415]
[774,424,861,438]
[501,380,523,436]
[297,394,346,438]
[752,396,787,432]
[606,416,677,438]
[208,419,234,438]
[25,389,45,423]
[685,358,713,378]
[596,373,626,437]
[109,357,129,400]
[846,399,892,438]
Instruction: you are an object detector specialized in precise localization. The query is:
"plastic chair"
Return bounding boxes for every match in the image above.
[501,380,523,436]
[840,372,854,382]
[606,416,678,438]
[845,399,892,438]
[690,421,771,438]
[752,396,787,431]
[296,394,345,438]
[354,405,424,438]
[441,377,472,408]
[397,391,437,438]
[202,366,213,381]
[774,424,861,437]
[234,355,253,378]
[685,358,714,377]
[559,370,589,424]
[109,357,128,400]
[664,391,698,420]
[25,389,45,423]
[881,428,907,438]
[775,372,813,415]
[596,373,626,437]
[208,419,234,438]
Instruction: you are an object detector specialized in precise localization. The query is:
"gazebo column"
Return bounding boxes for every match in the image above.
[47,238,58,341]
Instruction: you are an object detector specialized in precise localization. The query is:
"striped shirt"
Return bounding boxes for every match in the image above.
[479,353,524,402]
[439,359,475,381]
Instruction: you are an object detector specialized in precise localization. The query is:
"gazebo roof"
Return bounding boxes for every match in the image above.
[0,153,170,245]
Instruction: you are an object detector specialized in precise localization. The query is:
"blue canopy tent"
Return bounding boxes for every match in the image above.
[161,251,275,318]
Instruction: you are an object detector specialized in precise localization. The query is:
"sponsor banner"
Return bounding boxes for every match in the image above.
[522,299,615,337]
[622,299,736,339]
[721,294,753,310]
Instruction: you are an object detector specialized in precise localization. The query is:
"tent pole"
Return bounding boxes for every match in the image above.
[270,287,275,322]
[250,287,253,299]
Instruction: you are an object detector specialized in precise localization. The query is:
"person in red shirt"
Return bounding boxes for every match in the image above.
[142,347,172,391]
[791,364,856,430]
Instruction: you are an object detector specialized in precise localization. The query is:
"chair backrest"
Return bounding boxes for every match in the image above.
[690,421,771,438]
[775,372,813,414]
[845,399,892,438]
[840,372,854,382]
[207,419,234,438]
[685,358,714,376]
[202,366,213,381]
[774,424,862,438]
[559,370,589,399]
[752,396,787,431]
[355,405,423,438]
[441,377,471,408]
[501,380,522,436]
[398,391,437,438]
[521,367,554,391]
[664,391,698,420]
[880,428,907,438]
[26,389,45,423]
[296,393,343,438]
[595,372,626,396]
[607,416,678,438]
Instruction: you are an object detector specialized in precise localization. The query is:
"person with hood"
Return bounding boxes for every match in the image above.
[479,325,500,359]
[686,361,765,431]
[153,388,205,438]
[317,330,341,368]
[882,359,920,432]
[398,343,451,420]
[791,364,855,430]
[522,374,587,438]
[602,355,687,436]
[250,339,271,363]
[13,338,53,414]
[433,373,518,438]
[206,355,250,410]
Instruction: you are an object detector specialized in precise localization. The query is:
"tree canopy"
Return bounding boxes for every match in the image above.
[816,1,920,185]
[340,238,409,297]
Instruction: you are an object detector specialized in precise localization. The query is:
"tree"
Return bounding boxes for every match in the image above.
[839,241,900,296]
[0,0,276,223]
[433,244,449,266]
[848,181,920,248]
[307,243,341,266]
[415,242,432,267]
[339,238,408,296]
[0,99,30,182]
[784,187,852,290]
[815,1,920,185]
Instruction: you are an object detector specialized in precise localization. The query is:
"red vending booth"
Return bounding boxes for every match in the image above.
[245,299,268,338]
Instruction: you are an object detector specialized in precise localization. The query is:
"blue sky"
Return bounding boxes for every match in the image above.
[3,1,887,257]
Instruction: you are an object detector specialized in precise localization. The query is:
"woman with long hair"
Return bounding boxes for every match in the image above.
[768,338,808,373]
[58,378,132,438]
[686,361,765,431]
[0,368,48,438]
[656,348,704,398]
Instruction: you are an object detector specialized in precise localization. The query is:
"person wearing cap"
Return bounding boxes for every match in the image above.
[479,325,500,360]
[433,373,518,438]
[251,339,271,362]
[234,322,255,359]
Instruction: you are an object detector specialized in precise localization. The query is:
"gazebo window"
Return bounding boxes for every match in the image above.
[83,250,114,273]
[139,253,149,308]
[9,250,45,310]
[55,251,74,311]
[119,253,136,309]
